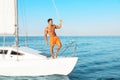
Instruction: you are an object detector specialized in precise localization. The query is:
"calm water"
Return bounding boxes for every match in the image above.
[0,36,120,80]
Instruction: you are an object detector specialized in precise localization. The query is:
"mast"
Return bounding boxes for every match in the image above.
[14,0,19,61]
[14,0,19,47]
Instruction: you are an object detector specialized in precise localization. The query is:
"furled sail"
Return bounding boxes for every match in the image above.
[0,0,16,35]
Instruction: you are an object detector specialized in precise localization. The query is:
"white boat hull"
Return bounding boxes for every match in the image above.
[0,57,78,76]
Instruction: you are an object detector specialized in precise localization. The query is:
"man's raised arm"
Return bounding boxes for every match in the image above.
[55,20,62,29]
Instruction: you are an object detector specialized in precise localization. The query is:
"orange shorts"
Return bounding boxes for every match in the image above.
[50,36,61,46]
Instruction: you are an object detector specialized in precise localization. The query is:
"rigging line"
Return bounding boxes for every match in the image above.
[20,0,28,46]
[51,0,60,19]
[22,0,28,47]
[20,1,25,30]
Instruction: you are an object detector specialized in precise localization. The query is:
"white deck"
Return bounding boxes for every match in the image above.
[0,46,78,76]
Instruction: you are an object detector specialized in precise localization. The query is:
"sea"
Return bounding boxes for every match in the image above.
[0,36,120,80]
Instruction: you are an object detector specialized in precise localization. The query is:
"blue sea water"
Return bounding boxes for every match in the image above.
[0,36,120,80]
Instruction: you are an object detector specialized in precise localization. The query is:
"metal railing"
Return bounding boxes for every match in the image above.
[60,40,77,57]
[38,40,77,57]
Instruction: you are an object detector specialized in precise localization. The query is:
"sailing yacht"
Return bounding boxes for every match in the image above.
[0,0,78,76]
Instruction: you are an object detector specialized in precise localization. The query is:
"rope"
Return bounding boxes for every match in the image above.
[51,0,60,19]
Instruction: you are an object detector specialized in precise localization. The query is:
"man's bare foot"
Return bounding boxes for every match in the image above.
[55,52,58,58]
[51,55,55,59]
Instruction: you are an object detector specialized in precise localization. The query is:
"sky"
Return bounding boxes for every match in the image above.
[18,0,120,36]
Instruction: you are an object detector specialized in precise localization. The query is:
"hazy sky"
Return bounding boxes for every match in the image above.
[18,0,120,36]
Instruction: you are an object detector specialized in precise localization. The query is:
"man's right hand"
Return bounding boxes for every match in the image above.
[60,20,62,23]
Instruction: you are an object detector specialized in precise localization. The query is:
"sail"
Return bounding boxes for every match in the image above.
[0,0,16,35]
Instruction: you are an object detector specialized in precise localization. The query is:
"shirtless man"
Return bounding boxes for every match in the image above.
[44,18,62,59]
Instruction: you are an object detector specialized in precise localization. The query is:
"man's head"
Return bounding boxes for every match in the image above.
[48,18,53,25]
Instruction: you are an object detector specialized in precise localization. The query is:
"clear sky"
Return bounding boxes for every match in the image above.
[18,0,120,36]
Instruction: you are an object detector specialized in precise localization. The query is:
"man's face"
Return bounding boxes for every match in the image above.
[49,20,53,25]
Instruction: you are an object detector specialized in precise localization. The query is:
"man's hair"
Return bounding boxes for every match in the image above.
[48,18,52,23]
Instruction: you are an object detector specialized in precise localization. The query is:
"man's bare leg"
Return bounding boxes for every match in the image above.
[56,43,62,58]
[50,45,54,59]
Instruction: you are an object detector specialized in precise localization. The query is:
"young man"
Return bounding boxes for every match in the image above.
[44,18,62,59]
